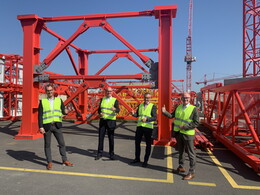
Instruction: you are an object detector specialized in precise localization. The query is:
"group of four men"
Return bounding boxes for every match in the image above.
[38,84,199,180]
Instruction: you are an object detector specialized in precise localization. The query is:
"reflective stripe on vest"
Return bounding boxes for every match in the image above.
[42,98,62,124]
[137,103,154,129]
[100,97,117,120]
[173,104,195,135]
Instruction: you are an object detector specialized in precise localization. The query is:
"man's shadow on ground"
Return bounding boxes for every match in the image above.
[6,150,60,166]
[66,145,172,174]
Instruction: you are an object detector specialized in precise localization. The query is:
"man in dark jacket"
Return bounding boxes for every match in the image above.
[131,92,157,167]
[38,84,73,170]
[95,87,120,160]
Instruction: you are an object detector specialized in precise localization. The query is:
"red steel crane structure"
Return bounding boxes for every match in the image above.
[200,0,260,173]
[243,0,260,77]
[201,79,260,173]
[185,0,196,92]
[14,5,177,144]
[0,54,23,120]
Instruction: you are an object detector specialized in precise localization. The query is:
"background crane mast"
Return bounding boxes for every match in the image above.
[185,0,196,92]
[243,0,260,77]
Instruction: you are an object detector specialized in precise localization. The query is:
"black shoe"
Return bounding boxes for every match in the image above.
[109,155,115,160]
[130,159,140,164]
[142,162,148,167]
[95,154,102,160]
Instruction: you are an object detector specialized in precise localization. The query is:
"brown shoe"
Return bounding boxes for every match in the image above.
[172,167,186,173]
[46,162,52,170]
[63,160,74,167]
[183,173,195,180]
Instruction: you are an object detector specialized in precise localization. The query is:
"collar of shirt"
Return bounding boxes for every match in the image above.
[106,97,111,102]
[182,103,190,110]
[144,102,150,109]
[47,97,54,110]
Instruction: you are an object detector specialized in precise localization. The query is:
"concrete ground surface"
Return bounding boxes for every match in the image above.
[0,120,259,195]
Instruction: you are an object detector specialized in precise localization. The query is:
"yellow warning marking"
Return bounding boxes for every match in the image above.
[207,150,260,190]
[188,181,216,187]
[212,148,228,150]
[0,146,174,183]
[0,166,169,183]
[166,146,174,183]
[7,142,16,145]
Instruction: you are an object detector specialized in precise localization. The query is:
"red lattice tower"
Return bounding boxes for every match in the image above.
[243,0,260,77]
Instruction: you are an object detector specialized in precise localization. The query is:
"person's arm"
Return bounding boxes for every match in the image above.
[38,100,46,134]
[162,110,175,119]
[60,99,67,115]
[38,100,43,128]
[98,98,102,115]
[113,100,120,113]
[147,105,157,122]
[162,104,176,119]
[183,107,200,130]
[132,105,140,117]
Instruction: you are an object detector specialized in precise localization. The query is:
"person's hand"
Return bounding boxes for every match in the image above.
[162,105,166,113]
[39,128,45,134]
[64,108,69,114]
[141,117,147,122]
[179,125,185,129]
[131,110,135,115]
[111,106,116,111]
[100,112,104,117]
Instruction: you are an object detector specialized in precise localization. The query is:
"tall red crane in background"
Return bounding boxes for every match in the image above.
[185,0,196,92]
[243,0,260,77]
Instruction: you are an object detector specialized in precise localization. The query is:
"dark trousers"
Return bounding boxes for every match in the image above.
[178,133,196,174]
[172,131,180,150]
[98,121,115,156]
[135,126,153,163]
[44,125,67,163]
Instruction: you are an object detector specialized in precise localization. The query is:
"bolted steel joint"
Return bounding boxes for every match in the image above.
[145,59,154,68]
[142,73,151,81]
[34,73,50,82]
[34,62,48,73]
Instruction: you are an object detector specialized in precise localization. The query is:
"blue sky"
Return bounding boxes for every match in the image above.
[0,0,243,92]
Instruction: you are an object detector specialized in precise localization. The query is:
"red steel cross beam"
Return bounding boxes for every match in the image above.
[16,5,177,141]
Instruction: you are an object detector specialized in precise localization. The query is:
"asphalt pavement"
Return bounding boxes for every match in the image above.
[0,120,259,195]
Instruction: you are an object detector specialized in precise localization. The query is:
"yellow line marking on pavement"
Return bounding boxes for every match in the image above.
[188,181,216,187]
[207,150,260,190]
[212,148,228,150]
[6,142,16,145]
[0,146,174,183]
[166,146,174,183]
[0,166,170,183]
[168,145,216,187]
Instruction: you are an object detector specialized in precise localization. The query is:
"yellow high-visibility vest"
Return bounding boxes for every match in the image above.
[137,103,154,129]
[100,97,117,120]
[42,98,62,124]
[173,104,195,135]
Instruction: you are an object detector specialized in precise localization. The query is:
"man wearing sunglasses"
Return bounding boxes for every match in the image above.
[162,92,199,180]
[95,87,120,160]
[131,92,157,167]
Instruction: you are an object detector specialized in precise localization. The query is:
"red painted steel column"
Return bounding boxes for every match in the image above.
[15,15,43,139]
[76,51,88,123]
[154,5,177,145]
